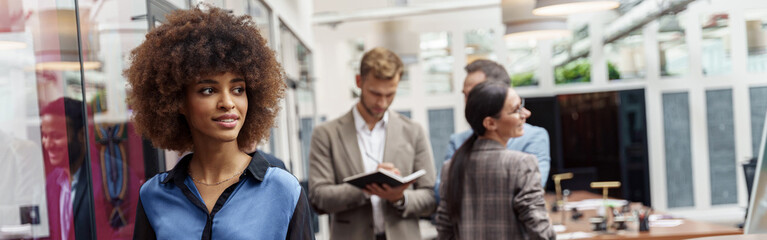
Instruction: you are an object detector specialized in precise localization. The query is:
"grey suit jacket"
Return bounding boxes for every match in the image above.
[309,110,437,240]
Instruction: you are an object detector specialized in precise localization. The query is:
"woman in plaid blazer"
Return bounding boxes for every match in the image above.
[435,81,555,240]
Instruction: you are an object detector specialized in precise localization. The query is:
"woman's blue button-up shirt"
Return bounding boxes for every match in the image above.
[133,152,314,240]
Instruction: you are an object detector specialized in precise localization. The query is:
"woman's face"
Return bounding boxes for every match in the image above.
[41,114,69,167]
[182,72,248,146]
[492,88,530,140]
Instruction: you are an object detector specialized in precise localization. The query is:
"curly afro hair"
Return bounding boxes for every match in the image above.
[125,5,285,152]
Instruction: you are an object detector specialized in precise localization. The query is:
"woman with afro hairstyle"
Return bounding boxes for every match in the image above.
[127,5,313,240]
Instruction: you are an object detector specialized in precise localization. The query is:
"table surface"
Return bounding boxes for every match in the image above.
[546,191,742,240]
[687,234,767,240]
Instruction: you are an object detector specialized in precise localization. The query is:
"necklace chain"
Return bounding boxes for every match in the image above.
[189,169,244,186]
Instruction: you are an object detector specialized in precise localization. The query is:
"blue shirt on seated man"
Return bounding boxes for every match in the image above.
[435,59,551,204]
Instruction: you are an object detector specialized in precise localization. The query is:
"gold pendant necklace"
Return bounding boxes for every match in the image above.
[189,169,244,186]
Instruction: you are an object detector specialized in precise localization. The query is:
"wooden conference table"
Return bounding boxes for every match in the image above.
[689,234,767,240]
[545,191,742,239]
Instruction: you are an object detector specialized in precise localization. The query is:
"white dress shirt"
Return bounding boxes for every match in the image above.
[352,105,388,234]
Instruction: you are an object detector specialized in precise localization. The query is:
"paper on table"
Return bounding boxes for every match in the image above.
[553,224,567,232]
[648,214,675,221]
[563,199,629,211]
[650,219,684,228]
[557,231,597,239]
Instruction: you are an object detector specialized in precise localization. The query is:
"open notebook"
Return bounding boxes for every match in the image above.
[343,169,426,189]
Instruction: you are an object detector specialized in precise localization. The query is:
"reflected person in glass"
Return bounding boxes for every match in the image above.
[434,81,554,240]
[126,6,313,240]
[40,97,94,240]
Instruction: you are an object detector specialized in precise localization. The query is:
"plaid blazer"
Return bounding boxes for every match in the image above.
[435,139,555,240]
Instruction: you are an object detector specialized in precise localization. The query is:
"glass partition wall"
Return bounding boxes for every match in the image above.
[658,14,689,77]
[280,22,316,180]
[553,26,590,85]
[506,39,540,87]
[464,29,497,63]
[700,12,732,76]
[1,2,79,238]
[0,1,298,239]
[605,30,645,81]
[76,0,190,238]
[0,0,176,238]
[746,9,767,73]
[420,31,453,95]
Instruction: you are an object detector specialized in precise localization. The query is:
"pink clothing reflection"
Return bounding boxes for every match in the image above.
[40,98,78,240]
[45,167,74,240]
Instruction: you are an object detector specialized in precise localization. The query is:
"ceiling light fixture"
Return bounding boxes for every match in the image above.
[533,0,620,16]
[505,20,571,40]
[503,0,570,41]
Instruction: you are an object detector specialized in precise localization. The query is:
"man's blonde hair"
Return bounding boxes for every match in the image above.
[360,47,403,80]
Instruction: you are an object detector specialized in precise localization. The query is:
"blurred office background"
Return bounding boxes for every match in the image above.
[1,0,767,239]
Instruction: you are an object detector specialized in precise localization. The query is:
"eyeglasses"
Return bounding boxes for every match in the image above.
[513,98,526,115]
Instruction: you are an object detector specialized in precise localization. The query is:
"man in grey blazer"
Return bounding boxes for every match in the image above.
[309,47,437,240]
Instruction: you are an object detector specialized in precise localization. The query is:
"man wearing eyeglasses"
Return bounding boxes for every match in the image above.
[309,47,436,240]
[442,59,551,187]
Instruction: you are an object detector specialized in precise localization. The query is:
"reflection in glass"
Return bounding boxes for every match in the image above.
[658,14,689,77]
[1,41,49,237]
[280,24,314,87]
[555,57,591,84]
[701,12,732,76]
[40,98,93,240]
[605,30,645,80]
[281,22,316,179]
[348,39,365,97]
[398,67,411,97]
[206,0,271,45]
[420,32,453,94]
[506,40,539,87]
[0,0,105,238]
[77,0,157,238]
[746,9,767,73]
[297,43,315,180]
[281,23,301,83]
[464,29,497,63]
[297,88,315,179]
[250,0,273,46]
[298,43,313,85]
[553,34,591,84]
[34,9,101,73]
[348,38,365,77]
